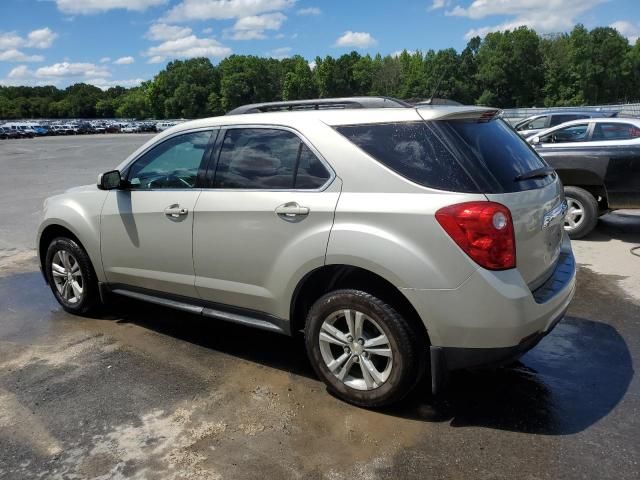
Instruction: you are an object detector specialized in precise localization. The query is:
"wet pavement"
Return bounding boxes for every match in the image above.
[1,136,639,479]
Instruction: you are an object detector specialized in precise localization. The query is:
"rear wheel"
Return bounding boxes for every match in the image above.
[45,237,100,315]
[305,289,424,407]
[564,186,598,239]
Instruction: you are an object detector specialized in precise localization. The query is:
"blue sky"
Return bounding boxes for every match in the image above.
[1,0,639,89]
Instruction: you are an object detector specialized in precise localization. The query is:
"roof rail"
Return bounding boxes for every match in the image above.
[226,96,411,115]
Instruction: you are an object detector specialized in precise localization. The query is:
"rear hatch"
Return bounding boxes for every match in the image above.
[419,109,564,288]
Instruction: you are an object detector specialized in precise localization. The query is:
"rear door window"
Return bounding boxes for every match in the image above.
[213,128,330,190]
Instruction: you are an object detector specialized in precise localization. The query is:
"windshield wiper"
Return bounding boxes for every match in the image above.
[514,166,555,182]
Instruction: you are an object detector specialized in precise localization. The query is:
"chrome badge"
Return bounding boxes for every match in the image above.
[542,200,568,229]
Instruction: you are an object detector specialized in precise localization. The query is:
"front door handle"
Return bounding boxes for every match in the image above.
[275,202,309,219]
[164,205,188,218]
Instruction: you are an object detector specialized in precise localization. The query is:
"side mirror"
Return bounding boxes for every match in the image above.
[531,136,540,145]
[98,170,122,190]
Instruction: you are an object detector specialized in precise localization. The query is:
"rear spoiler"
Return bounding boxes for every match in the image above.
[418,106,501,122]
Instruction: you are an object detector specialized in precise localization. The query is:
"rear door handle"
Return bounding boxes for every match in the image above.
[275,202,309,219]
[164,205,188,217]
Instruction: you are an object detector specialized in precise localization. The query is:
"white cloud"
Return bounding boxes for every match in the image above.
[86,77,146,89]
[227,12,287,40]
[610,20,640,44]
[100,57,111,63]
[268,46,292,59]
[2,61,114,86]
[8,65,32,79]
[114,56,135,65]
[36,62,111,78]
[25,28,58,48]
[202,27,213,34]
[334,31,377,48]
[0,32,23,50]
[429,0,447,10]
[146,23,193,41]
[297,7,320,15]
[0,49,44,62]
[144,34,232,63]
[165,0,295,22]
[391,49,416,57]
[56,0,167,15]
[446,0,604,39]
[0,27,57,61]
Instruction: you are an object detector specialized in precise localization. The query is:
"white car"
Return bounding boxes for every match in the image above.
[527,117,640,147]
[121,124,139,133]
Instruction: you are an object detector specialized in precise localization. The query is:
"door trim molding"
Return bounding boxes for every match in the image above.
[105,283,290,335]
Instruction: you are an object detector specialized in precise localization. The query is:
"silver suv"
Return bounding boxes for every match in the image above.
[37,98,576,407]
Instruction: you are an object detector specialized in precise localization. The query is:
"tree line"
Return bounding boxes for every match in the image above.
[1,24,639,120]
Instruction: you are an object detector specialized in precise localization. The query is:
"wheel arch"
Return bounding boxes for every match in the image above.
[38,223,99,284]
[290,264,430,347]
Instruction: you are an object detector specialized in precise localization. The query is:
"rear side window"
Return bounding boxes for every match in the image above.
[591,122,640,141]
[336,119,551,193]
[550,114,588,126]
[335,122,479,192]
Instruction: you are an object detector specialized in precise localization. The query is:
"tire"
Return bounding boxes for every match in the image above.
[304,289,425,408]
[45,237,100,315]
[564,186,598,239]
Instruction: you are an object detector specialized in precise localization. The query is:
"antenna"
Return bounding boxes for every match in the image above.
[425,69,447,105]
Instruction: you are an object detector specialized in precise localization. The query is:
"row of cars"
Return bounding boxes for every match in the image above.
[511,110,640,238]
[0,120,182,139]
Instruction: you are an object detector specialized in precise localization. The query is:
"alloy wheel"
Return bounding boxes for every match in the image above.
[51,250,84,305]
[564,197,585,232]
[318,309,393,391]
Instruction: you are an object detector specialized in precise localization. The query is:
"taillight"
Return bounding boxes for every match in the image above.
[435,202,516,270]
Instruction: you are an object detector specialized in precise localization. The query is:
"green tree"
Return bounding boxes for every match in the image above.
[282,56,317,100]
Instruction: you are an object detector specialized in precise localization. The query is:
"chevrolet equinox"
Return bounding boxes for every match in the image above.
[37,98,576,407]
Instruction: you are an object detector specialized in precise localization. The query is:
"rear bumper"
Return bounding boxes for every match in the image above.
[431,305,566,372]
[402,233,576,351]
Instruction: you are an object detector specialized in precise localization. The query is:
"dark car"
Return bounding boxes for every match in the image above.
[536,145,640,238]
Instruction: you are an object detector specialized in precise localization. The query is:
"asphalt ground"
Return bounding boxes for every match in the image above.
[0,134,639,479]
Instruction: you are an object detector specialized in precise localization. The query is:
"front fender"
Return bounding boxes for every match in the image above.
[38,189,108,281]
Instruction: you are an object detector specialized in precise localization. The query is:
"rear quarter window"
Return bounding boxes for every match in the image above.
[334,122,480,192]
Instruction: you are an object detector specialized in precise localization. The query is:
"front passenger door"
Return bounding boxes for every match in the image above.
[101,129,215,297]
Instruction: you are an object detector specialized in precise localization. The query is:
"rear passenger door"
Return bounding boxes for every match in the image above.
[192,126,341,319]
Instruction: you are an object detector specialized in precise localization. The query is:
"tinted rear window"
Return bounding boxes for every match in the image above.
[336,119,552,193]
[436,119,552,192]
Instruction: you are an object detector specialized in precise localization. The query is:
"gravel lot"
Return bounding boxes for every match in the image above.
[0,134,639,479]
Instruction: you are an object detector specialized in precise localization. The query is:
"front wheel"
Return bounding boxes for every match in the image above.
[304,289,425,408]
[45,237,100,315]
[563,186,599,239]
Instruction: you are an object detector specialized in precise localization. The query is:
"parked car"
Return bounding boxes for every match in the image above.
[121,123,139,133]
[526,117,640,238]
[513,110,618,137]
[155,121,177,132]
[37,98,575,407]
[527,117,640,147]
[0,127,20,139]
